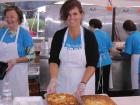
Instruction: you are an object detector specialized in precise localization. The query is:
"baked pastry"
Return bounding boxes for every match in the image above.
[81,95,116,105]
[46,93,80,105]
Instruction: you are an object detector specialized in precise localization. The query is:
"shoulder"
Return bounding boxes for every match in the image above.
[19,26,29,33]
[0,27,8,36]
[19,26,31,37]
[83,27,96,40]
[83,27,93,35]
[18,27,32,42]
[133,31,140,36]
[55,27,67,35]
[0,27,7,31]
[53,27,67,39]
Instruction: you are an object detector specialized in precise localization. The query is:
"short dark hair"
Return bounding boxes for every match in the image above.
[123,20,137,32]
[89,18,102,29]
[60,0,84,21]
[4,6,23,24]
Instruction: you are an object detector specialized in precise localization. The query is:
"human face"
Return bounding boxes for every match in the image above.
[4,10,19,29]
[66,7,83,28]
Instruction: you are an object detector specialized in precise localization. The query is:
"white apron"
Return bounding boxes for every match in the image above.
[131,54,140,89]
[0,27,29,96]
[57,27,95,95]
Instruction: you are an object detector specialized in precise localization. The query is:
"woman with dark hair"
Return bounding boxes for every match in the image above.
[89,18,117,95]
[47,0,99,96]
[121,20,140,90]
[0,6,35,96]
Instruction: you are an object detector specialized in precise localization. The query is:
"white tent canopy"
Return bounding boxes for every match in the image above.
[1,0,140,7]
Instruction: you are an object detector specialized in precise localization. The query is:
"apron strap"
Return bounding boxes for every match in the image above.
[63,26,84,48]
[97,54,104,93]
[15,26,20,43]
[0,26,20,43]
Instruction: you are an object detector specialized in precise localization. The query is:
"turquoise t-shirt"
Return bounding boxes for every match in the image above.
[0,27,34,59]
[64,34,81,50]
[124,31,140,73]
[124,31,140,54]
[94,29,112,68]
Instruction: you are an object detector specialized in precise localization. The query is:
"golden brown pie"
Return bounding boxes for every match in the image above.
[46,93,80,105]
[81,95,116,105]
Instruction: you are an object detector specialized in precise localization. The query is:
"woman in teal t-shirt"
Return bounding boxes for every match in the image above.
[122,20,140,90]
[0,6,35,96]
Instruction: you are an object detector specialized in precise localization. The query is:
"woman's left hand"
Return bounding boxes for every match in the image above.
[7,59,17,71]
[75,83,86,97]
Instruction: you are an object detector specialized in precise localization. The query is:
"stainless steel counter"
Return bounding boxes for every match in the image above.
[111,55,132,91]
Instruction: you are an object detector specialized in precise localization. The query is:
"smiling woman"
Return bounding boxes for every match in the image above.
[47,0,99,97]
[0,5,35,97]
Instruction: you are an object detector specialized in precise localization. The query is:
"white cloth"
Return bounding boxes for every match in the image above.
[109,67,113,89]
[131,54,140,89]
[0,27,29,96]
[57,26,95,95]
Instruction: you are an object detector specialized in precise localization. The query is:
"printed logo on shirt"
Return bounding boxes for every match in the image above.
[64,43,82,50]
[64,34,82,50]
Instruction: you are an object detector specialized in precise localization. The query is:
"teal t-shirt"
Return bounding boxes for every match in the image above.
[0,27,33,58]
[64,34,81,50]
[124,31,140,54]
[94,29,112,67]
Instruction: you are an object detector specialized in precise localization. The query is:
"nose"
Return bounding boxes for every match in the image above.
[68,14,74,19]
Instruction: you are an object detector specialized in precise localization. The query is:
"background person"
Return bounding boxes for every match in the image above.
[120,20,140,91]
[89,18,118,95]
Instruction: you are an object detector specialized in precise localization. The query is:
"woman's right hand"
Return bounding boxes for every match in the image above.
[7,59,17,71]
[47,78,57,94]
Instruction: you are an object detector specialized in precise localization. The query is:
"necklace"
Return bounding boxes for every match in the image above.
[8,30,16,38]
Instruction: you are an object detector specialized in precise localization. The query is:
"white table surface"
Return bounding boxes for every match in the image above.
[14,96,140,105]
[111,96,140,105]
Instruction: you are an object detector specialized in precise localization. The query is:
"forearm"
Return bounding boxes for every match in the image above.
[109,48,120,54]
[81,66,95,84]
[49,63,59,80]
[15,57,29,63]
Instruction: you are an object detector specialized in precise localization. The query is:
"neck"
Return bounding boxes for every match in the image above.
[127,31,133,35]
[8,25,19,32]
[68,26,81,39]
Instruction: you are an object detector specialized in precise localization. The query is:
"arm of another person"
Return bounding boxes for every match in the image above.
[19,29,35,62]
[120,36,132,59]
[13,29,35,63]
[47,30,64,93]
[81,29,99,84]
[76,29,99,96]
[105,32,120,55]
[49,35,60,80]
[7,28,35,70]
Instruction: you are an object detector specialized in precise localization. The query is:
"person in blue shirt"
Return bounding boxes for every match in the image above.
[0,6,35,96]
[121,20,140,91]
[89,19,118,95]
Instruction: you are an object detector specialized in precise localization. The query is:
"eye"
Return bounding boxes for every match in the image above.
[73,12,78,15]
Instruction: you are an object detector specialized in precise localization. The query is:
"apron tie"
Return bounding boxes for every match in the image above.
[97,54,104,93]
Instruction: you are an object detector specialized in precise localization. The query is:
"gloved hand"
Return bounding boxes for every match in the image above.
[75,83,86,97]
[7,59,17,71]
[47,78,57,94]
